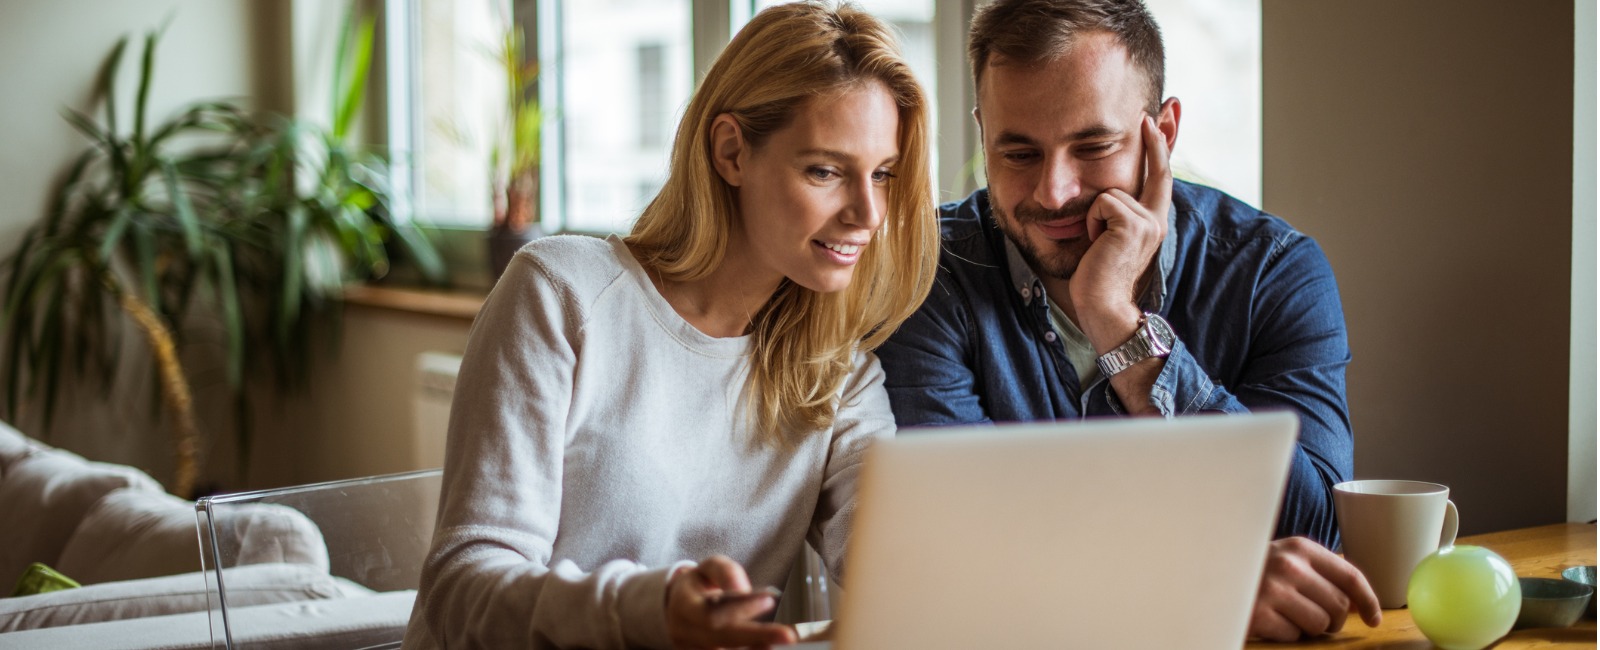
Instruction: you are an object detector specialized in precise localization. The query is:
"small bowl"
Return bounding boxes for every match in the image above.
[1561,565,1597,620]
[1514,577,1594,629]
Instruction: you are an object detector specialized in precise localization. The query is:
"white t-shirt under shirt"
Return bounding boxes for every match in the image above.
[402,235,893,650]
[1046,297,1103,390]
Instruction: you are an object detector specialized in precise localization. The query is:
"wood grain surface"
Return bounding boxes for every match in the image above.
[1246,523,1597,649]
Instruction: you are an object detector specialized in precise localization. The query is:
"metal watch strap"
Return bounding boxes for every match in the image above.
[1095,313,1173,377]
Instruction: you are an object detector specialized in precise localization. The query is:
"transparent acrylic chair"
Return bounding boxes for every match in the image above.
[194,469,441,650]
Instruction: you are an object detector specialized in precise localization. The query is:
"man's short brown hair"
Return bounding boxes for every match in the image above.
[969,0,1165,114]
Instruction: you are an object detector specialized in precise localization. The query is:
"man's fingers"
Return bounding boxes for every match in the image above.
[1138,114,1173,213]
[1303,544,1384,627]
[1249,604,1303,643]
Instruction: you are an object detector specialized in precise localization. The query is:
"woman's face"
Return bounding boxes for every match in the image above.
[721,81,901,294]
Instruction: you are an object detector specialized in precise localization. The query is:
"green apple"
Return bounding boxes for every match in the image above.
[1407,545,1521,650]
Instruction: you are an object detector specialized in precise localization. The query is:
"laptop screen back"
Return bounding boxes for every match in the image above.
[834,412,1298,650]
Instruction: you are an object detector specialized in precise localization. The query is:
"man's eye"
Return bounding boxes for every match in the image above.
[1078,144,1116,158]
[1001,151,1038,164]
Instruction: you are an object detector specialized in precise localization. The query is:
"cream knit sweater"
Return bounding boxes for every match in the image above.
[402,235,892,649]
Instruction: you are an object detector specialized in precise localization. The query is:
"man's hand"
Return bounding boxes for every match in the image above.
[665,555,797,649]
[1070,113,1172,350]
[1250,537,1383,642]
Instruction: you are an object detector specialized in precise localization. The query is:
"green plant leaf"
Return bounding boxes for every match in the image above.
[133,30,159,158]
[31,253,76,431]
[160,160,202,257]
[130,221,159,309]
[95,37,129,140]
[44,148,101,237]
[61,109,114,152]
[97,205,134,263]
[332,13,375,142]
[278,203,306,349]
[211,245,244,389]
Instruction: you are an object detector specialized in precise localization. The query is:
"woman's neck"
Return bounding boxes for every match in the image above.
[642,246,783,339]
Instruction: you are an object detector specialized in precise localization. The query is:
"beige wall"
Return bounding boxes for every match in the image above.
[248,306,470,488]
[1263,0,1579,535]
[0,0,291,488]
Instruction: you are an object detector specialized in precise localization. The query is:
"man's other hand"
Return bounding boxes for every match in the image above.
[1249,536,1383,642]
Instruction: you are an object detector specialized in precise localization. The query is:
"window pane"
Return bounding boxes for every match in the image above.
[1145,0,1261,206]
[556,0,692,233]
[750,0,937,186]
[409,0,509,226]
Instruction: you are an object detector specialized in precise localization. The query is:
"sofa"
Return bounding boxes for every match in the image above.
[0,421,433,649]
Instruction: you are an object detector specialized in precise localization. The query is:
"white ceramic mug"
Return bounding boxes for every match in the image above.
[1333,480,1459,609]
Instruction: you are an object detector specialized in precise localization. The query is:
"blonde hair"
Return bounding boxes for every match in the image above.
[626,1,937,446]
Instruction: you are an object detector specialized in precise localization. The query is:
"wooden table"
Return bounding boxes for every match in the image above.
[1245,523,1597,649]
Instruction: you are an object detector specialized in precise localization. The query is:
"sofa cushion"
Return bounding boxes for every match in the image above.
[0,588,412,650]
[0,562,371,633]
[57,489,331,584]
[0,449,163,588]
[0,420,41,479]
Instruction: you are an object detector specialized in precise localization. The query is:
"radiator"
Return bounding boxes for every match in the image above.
[413,352,462,470]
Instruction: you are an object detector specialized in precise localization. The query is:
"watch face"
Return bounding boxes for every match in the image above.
[1144,313,1177,355]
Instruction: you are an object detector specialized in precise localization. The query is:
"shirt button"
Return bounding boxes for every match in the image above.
[1019,286,1030,298]
[1044,331,1058,342]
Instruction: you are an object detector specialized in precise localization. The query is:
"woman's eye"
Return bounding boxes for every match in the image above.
[871,169,897,183]
[808,167,839,180]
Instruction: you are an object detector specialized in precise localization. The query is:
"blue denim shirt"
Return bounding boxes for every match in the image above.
[878,182,1353,547]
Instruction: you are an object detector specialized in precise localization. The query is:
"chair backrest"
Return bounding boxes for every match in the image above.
[195,469,442,649]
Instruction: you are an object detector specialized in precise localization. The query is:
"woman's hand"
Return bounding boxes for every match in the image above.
[665,555,797,649]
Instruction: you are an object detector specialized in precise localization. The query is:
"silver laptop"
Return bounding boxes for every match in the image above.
[814,412,1297,650]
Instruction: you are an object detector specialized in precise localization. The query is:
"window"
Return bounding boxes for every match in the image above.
[387,0,510,227]
[543,0,692,234]
[386,0,1261,235]
[1145,0,1261,206]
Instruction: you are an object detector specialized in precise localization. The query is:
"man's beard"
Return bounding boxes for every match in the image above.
[991,195,1096,280]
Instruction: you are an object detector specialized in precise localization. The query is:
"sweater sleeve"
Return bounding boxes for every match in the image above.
[405,251,685,650]
[808,351,897,586]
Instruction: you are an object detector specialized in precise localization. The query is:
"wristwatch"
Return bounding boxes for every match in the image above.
[1095,312,1177,377]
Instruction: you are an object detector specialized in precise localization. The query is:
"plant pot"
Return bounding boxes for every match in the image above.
[488,223,544,280]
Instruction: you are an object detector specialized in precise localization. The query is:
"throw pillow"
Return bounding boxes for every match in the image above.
[0,449,163,589]
[10,563,81,597]
[57,489,331,584]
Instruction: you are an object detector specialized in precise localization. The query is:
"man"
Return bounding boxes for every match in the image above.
[877,0,1381,642]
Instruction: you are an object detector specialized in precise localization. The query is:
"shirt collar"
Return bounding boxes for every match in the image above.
[999,204,1178,313]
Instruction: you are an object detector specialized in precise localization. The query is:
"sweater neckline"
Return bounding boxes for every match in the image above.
[607,235,751,359]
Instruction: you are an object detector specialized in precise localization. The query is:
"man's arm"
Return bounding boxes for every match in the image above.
[877,276,995,428]
[1085,236,1353,546]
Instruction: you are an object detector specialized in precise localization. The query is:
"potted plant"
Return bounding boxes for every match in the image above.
[487,23,542,278]
[1,17,442,497]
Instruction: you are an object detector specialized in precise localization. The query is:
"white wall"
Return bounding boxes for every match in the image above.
[1263,0,1578,535]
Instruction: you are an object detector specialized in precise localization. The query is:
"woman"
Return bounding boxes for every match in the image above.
[402,3,936,648]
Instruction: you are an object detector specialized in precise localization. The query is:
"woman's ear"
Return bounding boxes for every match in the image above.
[710,114,746,187]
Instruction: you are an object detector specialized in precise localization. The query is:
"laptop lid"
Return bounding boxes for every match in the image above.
[831,412,1298,650]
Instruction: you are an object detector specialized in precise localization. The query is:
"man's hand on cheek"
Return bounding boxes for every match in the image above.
[1071,114,1172,351]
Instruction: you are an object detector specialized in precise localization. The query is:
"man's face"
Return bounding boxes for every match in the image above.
[976,32,1159,280]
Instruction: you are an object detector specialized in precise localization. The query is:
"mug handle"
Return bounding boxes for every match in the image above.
[1440,500,1459,548]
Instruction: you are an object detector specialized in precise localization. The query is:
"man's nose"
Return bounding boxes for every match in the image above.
[1033,155,1081,211]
